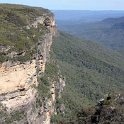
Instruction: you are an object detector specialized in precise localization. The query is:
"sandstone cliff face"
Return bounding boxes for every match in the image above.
[0,4,62,124]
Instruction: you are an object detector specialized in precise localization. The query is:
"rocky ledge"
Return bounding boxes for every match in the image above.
[0,4,62,124]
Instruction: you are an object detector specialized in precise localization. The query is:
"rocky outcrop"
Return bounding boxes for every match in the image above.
[0,5,58,124]
[42,76,66,124]
[75,93,124,124]
[26,15,56,29]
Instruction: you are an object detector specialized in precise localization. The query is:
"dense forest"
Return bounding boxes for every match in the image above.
[50,32,124,123]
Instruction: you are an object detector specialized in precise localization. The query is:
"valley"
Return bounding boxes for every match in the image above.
[51,32,124,123]
[54,10,124,54]
[0,4,124,124]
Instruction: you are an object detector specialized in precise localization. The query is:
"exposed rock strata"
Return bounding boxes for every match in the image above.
[0,8,59,124]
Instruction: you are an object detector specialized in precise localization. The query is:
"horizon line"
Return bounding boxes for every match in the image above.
[0,3,124,11]
[52,9,124,11]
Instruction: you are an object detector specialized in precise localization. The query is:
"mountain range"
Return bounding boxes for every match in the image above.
[54,11,124,54]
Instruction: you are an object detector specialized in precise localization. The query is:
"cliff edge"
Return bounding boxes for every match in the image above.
[0,4,63,124]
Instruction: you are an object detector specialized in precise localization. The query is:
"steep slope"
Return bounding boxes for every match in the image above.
[51,32,124,122]
[1,4,124,124]
[0,4,62,124]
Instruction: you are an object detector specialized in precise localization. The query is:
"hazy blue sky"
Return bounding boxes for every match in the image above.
[1,0,124,10]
